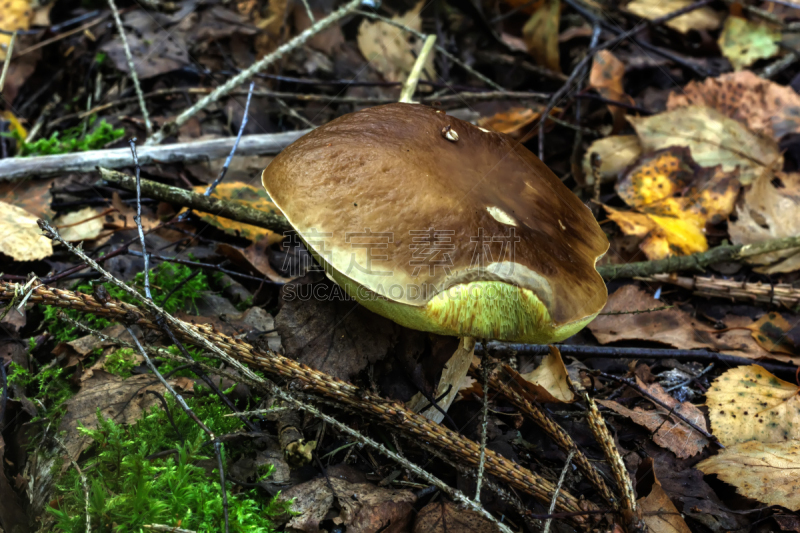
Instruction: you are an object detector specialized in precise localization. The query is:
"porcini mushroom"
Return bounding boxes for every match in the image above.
[263,103,609,421]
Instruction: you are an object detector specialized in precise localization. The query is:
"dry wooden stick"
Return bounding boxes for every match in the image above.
[640,273,800,308]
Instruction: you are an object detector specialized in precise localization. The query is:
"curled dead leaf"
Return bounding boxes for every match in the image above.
[705,365,800,446]
[517,345,575,403]
[522,0,561,72]
[698,440,800,510]
[636,458,693,533]
[583,135,642,185]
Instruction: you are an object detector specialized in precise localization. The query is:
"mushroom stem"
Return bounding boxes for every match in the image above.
[398,34,437,103]
[407,337,475,423]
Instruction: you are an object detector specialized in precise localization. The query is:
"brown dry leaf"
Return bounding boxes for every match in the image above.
[582,135,642,184]
[746,312,796,355]
[637,458,693,533]
[0,0,32,60]
[357,1,435,83]
[522,0,561,73]
[589,285,770,359]
[598,378,709,458]
[718,16,780,71]
[605,148,740,259]
[0,200,52,261]
[57,370,182,463]
[667,71,800,142]
[253,0,289,58]
[279,476,416,533]
[705,365,800,446]
[54,207,104,243]
[589,50,633,132]
[106,192,159,232]
[475,105,561,139]
[697,440,800,510]
[628,105,780,185]
[186,182,280,242]
[729,168,800,273]
[517,345,575,403]
[414,500,498,533]
[625,0,721,33]
[0,178,53,220]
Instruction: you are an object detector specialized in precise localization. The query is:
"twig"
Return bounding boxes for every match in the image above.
[204,82,255,197]
[299,0,315,23]
[600,305,673,316]
[100,168,292,233]
[274,97,316,129]
[399,35,437,103]
[0,130,308,181]
[146,0,363,145]
[474,358,490,502]
[594,371,722,448]
[479,343,796,375]
[129,141,152,299]
[108,0,152,135]
[128,250,281,285]
[146,390,185,443]
[642,273,800,308]
[144,525,197,533]
[16,14,110,58]
[0,31,17,94]
[543,449,576,533]
[583,393,634,512]
[596,235,800,280]
[356,10,507,92]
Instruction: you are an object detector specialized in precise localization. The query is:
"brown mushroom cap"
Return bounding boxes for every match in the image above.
[263,103,609,342]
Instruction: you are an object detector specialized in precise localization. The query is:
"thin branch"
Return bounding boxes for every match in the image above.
[204,82,255,197]
[543,449,576,533]
[107,0,152,135]
[399,35,437,103]
[474,358,490,502]
[0,30,17,94]
[146,0,363,145]
[129,140,151,300]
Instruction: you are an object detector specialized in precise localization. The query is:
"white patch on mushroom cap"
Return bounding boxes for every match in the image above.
[486,206,517,226]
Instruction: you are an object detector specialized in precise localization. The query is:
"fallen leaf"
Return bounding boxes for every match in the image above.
[0,178,54,220]
[522,0,561,72]
[582,135,642,184]
[0,435,28,533]
[517,345,575,403]
[605,148,740,259]
[636,458,693,533]
[253,0,289,58]
[729,168,800,273]
[414,500,498,533]
[106,192,158,232]
[588,285,771,359]
[53,207,104,243]
[746,312,797,355]
[667,71,800,141]
[187,182,281,242]
[697,440,800,510]
[476,105,557,138]
[625,0,722,33]
[279,477,416,533]
[628,105,780,185]
[275,280,398,381]
[216,236,293,284]
[101,11,189,78]
[57,370,179,463]
[1,110,28,141]
[705,365,800,446]
[598,378,709,458]
[718,16,780,71]
[589,50,633,132]
[0,200,52,261]
[0,0,31,60]
[357,1,435,83]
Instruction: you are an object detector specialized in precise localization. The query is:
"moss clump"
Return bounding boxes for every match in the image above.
[10,117,124,156]
[49,395,291,532]
[103,348,137,378]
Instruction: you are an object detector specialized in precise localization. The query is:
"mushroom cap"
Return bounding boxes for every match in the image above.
[262,103,609,343]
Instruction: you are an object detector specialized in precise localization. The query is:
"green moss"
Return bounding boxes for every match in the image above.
[8,362,73,422]
[104,348,137,378]
[49,395,291,532]
[9,117,125,157]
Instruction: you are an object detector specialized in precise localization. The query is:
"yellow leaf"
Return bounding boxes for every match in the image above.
[746,312,796,355]
[0,200,52,261]
[705,365,800,446]
[604,148,740,260]
[718,16,780,71]
[356,1,435,83]
[522,0,561,72]
[1,110,27,140]
[0,0,32,61]
[625,0,721,33]
[54,207,104,243]
[628,105,780,185]
[697,440,800,510]
[186,182,281,242]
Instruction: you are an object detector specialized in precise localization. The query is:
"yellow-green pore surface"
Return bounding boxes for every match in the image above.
[263,103,609,343]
